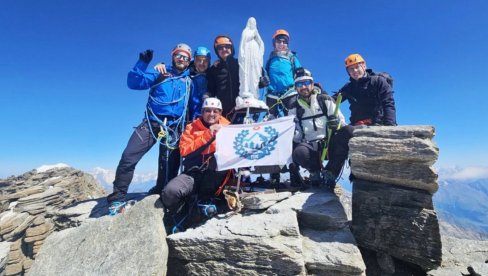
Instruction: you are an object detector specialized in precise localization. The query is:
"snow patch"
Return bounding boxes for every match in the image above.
[36,163,70,173]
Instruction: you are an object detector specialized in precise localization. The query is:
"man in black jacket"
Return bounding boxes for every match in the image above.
[207,35,240,118]
[335,53,397,126]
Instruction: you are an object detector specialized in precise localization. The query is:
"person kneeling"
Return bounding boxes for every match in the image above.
[160,98,231,232]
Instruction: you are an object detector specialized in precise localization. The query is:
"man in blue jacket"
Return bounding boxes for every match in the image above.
[107,43,194,215]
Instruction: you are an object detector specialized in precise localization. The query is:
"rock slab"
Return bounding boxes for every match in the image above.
[28,195,168,276]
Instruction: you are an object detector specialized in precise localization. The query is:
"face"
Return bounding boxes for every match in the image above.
[194,56,209,73]
[295,80,313,99]
[274,37,289,52]
[202,108,221,124]
[216,44,232,60]
[346,62,366,80]
[172,51,191,71]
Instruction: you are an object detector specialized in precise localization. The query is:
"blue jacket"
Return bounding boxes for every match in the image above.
[189,65,208,120]
[266,51,301,95]
[127,60,194,122]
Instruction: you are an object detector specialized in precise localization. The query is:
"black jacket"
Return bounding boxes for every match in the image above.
[207,56,240,117]
[336,69,397,126]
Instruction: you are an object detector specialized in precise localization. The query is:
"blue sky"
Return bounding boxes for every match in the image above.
[1,0,487,181]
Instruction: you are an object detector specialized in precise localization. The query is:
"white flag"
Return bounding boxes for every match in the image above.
[215,116,295,171]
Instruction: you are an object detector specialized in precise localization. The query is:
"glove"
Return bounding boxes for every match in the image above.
[327,115,340,131]
[258,75,270,88]
[139,49,153,64]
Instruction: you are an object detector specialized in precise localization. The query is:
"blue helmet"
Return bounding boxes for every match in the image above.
[194,46,211,63]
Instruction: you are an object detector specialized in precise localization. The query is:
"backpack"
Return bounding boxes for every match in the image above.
[265,50,297,76]
[295,89,331,138]
[369,70,394,88]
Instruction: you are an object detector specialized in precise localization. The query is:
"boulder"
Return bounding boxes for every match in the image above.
[351,179,442,270]
[28,195,167,276]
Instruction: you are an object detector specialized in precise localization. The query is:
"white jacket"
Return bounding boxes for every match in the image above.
[288,93,346,143]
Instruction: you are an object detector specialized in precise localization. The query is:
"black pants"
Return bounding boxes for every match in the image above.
[160,169,227,214]
[292,125,354,177]
[107,119,180,204]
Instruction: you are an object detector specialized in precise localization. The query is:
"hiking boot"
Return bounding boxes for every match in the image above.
[270,172,281,189]
[322,170,337,192]
[108,201,126,216]
[147,185,163,195]
[290,169,305,188]
[309,171,322,187]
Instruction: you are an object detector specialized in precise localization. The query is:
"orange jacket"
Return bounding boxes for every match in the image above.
[179,117,230,157]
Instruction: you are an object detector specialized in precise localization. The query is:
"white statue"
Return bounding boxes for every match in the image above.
[236,17,268,110]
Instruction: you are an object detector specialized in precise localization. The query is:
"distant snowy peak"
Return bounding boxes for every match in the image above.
[36,163,70,173]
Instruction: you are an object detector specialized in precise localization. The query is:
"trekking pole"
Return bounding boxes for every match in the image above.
[320,93,342,162]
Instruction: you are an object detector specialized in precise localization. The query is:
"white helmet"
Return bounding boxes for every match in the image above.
[202,97,222,110]
[294,68,314,83]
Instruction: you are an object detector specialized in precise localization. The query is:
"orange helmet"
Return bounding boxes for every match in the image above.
[345,53,365,68]
[272,29,290,40]
[214,36,233,48]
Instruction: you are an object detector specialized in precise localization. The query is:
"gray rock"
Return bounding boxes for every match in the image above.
[167,210,305,275]
[427,236,488,276]
[349,136,439,164]
[0,242,11,275]
[28,195,168,276]
[240,191,291,210]
[302,229,365,276]
[350,160,438,193]
[267,188,349,231]
[352,125,435,139]
[351,179,441,270]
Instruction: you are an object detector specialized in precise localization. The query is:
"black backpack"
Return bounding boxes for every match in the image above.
[369,70,394,88]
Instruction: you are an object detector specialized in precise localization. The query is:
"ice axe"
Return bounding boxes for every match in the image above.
[321,93,342,162]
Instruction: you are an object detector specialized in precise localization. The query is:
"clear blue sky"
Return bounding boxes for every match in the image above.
[1,0,487,178]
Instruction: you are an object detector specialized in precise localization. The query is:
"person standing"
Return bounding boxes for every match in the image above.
[107,44,194,215]
[207,35,240,118]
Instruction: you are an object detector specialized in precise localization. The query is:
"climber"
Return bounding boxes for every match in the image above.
[288,68,353,191]
[334,53,397,126]
[207,35,240,118]
[107,44,194,215]
[160,98,231,232]
[262,29,302,118]
[155,46,212,120]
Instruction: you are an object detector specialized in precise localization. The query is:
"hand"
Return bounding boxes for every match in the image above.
[258,75,270,88]
[139,49,153,64]
[327,115,340,131]
[153,63,167,75]
[209,124,222,135]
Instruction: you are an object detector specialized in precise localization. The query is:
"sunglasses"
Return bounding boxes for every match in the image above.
[174,53,190,62]
[203,108,221,114]
[295,80,312,88]
[217,45,232,51]
[275,38,288,45]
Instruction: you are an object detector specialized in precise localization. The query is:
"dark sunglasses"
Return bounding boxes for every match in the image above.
[217,45,232,51]
[275,38,288,45]
[295,80,312,88]
[174,54,190,62]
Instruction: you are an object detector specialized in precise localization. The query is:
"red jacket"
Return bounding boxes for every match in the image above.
[179,116,230,158]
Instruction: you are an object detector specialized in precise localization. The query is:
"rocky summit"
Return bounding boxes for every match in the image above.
[0,166,106,275]
[1,126,487,276]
